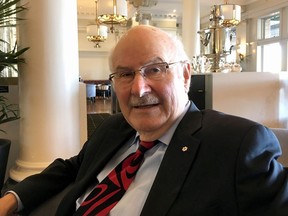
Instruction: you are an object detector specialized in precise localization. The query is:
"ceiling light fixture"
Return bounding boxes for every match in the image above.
[127,0,158,8]
[220,0,241,27]
[97,0,128,33]
[86,0,108,48]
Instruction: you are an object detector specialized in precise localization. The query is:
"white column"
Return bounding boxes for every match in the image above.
[182,0,200,59]
[10,0,81,182]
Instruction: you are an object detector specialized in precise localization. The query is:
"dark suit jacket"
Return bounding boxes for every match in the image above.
[13,102,288,216]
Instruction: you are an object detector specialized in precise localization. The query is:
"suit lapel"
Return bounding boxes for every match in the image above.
[57,115,136,215]
[79,118,136,189]
[86,124,135,178]
[141,103,203,216]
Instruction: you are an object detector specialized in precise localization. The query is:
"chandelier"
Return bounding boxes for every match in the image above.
[220,0,241,27]
[86,0,108,48]
[97,0,128,33]
[86,25,108,48]
[127,0,158,8]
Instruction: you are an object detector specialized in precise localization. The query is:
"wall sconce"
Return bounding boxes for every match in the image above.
[239,53,245,62]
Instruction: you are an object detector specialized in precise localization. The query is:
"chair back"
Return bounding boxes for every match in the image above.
[86,84,96,98]
[271,128,288,166]
[0,139,11,193]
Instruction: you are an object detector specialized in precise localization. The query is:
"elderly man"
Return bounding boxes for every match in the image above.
[0,25,287,216]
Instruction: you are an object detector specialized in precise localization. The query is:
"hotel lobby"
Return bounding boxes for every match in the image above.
[1,0,288,196]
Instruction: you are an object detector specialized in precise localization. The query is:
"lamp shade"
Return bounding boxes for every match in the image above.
[86,24,108,39]
[97,0,128,24]
[221,4,241,27]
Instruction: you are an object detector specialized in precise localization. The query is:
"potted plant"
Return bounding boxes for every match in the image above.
[0,0,28,192]
[0,0,28,126]
[0,0,28,135]
[0,94,19,192]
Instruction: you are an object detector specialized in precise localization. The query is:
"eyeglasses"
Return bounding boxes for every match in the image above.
[109,61,185,85]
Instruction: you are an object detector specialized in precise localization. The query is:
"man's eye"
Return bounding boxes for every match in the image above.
[146,66,162,73]
[118,71,134,78]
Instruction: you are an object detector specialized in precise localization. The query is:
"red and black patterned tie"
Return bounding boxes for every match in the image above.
[74,140,157,216]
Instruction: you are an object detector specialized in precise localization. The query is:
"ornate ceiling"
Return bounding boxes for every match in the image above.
[76,0,260,31]
[77,0,259,20]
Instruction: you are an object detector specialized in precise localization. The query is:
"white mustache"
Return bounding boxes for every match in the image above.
[130,95,160,107]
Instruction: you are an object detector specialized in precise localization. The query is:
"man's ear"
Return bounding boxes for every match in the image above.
[183,62,191,93]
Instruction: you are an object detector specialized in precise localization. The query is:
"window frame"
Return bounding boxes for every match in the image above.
[256,9,287,72]
[257,11,281,41]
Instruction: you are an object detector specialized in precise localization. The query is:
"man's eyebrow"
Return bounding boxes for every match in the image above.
[115,57,165,70]
[115,65,132,71]
[142,57,165,66]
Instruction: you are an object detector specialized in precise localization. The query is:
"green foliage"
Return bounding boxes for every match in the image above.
[0,0,29,74]
[0,0,26,27]
[0,41,29,72]
[0,0,28,130]
[0,95,19,132]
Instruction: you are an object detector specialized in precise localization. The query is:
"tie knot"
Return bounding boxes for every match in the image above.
[138,140,156,154]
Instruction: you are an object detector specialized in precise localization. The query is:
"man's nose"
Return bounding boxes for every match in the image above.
[131,72,151,97]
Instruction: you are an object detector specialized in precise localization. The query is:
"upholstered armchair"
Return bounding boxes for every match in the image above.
[16,128,288,215]
[271,128,288,166]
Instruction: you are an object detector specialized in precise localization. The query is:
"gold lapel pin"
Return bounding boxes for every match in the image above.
[182,146,188,152]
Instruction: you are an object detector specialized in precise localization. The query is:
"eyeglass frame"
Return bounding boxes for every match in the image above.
[108,61,187,84]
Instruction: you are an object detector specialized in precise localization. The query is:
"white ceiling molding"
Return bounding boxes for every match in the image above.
[241,0,288,19]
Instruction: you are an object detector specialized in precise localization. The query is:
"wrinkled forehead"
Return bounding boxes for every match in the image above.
[110,26,175,69]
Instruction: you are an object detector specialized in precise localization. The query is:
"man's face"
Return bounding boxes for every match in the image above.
[110,27,190,139]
